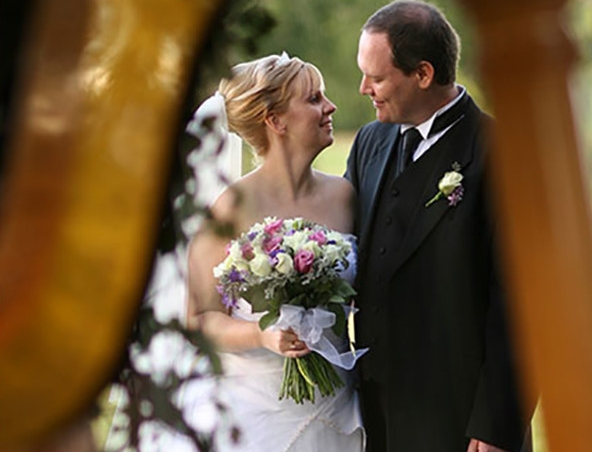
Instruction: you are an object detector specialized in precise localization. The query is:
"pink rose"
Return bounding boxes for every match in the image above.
[309,230,327,245]
[264,219,284,235]
[293,249,315,274]
[241,242,255,260]
[263,236,282,254]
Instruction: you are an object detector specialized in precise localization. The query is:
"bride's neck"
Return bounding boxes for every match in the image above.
[257,150,316,201]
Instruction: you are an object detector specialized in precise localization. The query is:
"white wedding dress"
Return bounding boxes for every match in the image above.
[181,235,365,452]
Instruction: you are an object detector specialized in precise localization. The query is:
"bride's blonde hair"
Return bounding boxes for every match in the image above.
[218,54,324,155]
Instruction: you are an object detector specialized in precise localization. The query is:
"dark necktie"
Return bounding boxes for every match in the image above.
[396,127,422,175]
[395,91,468,177]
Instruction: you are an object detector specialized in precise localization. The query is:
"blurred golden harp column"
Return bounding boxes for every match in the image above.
[0,0,226,448]
[461,0,592,451]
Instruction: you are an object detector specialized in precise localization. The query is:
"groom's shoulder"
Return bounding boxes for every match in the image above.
[354,120,397,147]
[357,120,395,138]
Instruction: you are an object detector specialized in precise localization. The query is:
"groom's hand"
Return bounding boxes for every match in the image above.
[467,438,509,452]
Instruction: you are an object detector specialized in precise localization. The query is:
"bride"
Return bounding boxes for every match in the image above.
[184,53,365,451]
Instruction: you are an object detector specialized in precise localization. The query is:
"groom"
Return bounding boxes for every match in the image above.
[345,2,532,451]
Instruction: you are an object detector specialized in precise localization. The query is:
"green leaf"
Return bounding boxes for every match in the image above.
[326,303,346,336]
[288,293,307,306]
[258,310,280,330]
[328,295,346,304]
[243,285,269,312]
[332,278,357,298]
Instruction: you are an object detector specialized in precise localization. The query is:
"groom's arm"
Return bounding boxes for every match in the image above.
[465,235,527,450]
[344,128,363,189]
[464,165,532,451]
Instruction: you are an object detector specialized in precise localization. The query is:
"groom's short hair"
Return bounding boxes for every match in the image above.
[363,0,460,86]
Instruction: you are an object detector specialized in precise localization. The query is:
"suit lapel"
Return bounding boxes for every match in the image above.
[388,100,481,277]
[359,124,400,251]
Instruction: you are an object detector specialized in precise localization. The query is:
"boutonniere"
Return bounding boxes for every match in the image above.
[425,162,464,207]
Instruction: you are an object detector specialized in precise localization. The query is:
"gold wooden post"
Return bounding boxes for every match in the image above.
[0,0,225,448]
[461,1,592,451]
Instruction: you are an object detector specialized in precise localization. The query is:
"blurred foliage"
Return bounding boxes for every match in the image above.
[160,0,275,253]
[111,1,276,451]
[235,0,591,139]
[249,0,483,130]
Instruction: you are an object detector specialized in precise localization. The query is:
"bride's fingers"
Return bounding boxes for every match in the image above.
[280,338,304,353]
[285,348,311,358]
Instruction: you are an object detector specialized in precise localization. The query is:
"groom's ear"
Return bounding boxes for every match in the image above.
[264,113,286,135]
[415,61,435,89]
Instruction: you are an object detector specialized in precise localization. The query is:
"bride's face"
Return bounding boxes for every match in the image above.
[280,76,337,152]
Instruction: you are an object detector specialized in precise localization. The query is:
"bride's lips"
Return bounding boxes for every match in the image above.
[321,119,333,130]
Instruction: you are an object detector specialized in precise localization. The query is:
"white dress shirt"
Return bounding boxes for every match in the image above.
[400,85,466,163]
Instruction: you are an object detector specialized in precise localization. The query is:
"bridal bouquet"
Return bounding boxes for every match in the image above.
[214,217,360,403]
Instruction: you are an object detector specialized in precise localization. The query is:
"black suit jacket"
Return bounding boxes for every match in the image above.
[346,96,528,452]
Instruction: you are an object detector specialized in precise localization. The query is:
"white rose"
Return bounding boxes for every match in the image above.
[213,264,224,278]
[326,231,343,243]
[438,171,463,195]
[219,243,248,271]
[275,253,294,275]
[227,242,242,260]
[284,230,308,251]
[250,253,272,277]
[303,241,321,256]
[323,244,342,263]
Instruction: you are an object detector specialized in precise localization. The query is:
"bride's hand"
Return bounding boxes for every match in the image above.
[260,328,310,358]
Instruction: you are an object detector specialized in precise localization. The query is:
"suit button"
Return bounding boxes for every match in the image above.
[391,188,399,197]
[379,247,386,254]
[385,216,392,225]
[374,276,381,283]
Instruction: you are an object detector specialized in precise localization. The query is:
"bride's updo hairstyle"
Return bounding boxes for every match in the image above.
[218,54,324,155]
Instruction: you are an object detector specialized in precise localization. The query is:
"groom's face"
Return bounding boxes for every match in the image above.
[357,30,421,124]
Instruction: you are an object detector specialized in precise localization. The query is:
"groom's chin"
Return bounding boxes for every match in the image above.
[374,109,393,124]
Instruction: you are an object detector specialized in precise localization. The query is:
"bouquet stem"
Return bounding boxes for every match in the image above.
[279,352,344,404]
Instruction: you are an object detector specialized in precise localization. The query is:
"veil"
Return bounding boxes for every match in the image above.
[185,91,242,229]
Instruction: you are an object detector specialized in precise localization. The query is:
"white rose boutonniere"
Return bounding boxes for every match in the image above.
[425,162,465,207]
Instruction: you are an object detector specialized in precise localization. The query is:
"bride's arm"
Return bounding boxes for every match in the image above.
[186,226,308,357]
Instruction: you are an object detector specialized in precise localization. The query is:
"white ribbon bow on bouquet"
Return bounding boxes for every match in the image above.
[272,305,369,370]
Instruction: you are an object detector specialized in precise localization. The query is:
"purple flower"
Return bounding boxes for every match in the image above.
[294,249,315,274]
[447,185,464,206]
[270,249,282,258]
[247,231,258,241]
[228,268,244,283]
[216,285,237,308]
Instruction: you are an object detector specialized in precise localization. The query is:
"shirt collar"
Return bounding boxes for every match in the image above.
[400,85,466,139]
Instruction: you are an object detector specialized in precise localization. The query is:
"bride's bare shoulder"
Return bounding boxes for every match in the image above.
[313,171,356,232]
[207,171,263,235]
[315,171,355,202]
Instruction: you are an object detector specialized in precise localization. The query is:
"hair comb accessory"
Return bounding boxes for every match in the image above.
[276,51,291,66]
